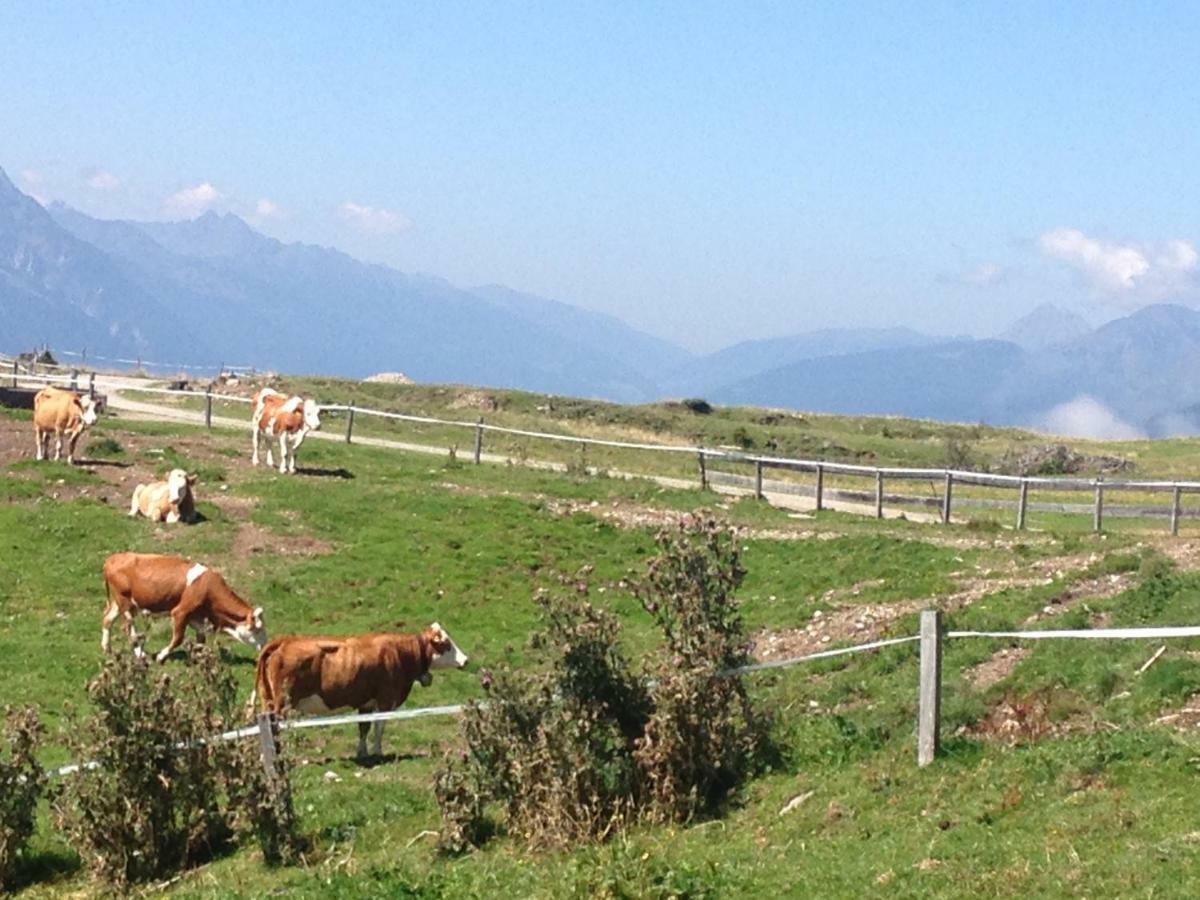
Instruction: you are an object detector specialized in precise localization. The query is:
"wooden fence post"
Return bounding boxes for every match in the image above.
[257,711,278,779]
[473,417,483,464]
[754,460,764,500]
[87,372,96,400]
[1093,478,1104,533]
[204,385,213,430]
[875,470,884,519]
[1017,479,1029,531]
[941,473,954,525]
[345,407,355,444]
[11,359,18,387]
[697,452,708,490]
[1171,485,1182,536]
[918,609,942,767]
[70,369,78,392]
[815,464,824,512]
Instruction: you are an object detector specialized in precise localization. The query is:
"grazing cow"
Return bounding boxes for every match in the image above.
[255,625,469,758]
[251,388,321,474]
[129,469,198,523]
[101,552,267,662]
[33,386,98,464]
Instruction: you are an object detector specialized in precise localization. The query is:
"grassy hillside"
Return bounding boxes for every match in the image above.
[4,404,1200,897]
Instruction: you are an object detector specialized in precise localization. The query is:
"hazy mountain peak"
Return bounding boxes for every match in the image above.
[999,303,1091,350]
[133,210,271,259]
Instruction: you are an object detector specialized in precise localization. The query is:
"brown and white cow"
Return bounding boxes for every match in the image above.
[101,552,267,662]
[255,625,469,758]
[251,388,321,474]
[129,469,198,524]
[33,386,98,464]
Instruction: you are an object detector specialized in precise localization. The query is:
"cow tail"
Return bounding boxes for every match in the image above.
[254,640,278,713]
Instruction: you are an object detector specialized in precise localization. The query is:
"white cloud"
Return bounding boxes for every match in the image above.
[1032,395,1145,440]
[163,182,223,218]
[254,198,282,219]
[337,201,412,235]
[1039,227,1198,298]
[83,168,121,191]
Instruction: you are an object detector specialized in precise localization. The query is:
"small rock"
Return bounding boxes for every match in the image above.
[323,770,342,783]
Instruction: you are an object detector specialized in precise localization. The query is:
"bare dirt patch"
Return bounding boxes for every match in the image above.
[1022,572,1136,624]
[231,522,333,562]
[964,692,1107,745]
[965,647,1032,690]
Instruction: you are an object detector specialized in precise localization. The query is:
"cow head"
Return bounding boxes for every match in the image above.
[165,469,193,504]
[79,396,99,427]
[225,606,268,650]
[302,399,322,432]
[426,622,469,671]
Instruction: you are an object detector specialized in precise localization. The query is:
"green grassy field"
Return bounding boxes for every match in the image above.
[4,404,1200,897]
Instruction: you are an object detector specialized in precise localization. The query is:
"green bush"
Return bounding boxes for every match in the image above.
[52,646,302,888]
[436,516,770,851]
[0,708,44,892]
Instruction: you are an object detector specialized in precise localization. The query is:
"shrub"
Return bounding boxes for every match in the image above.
[681,398,713,415]
[632,517,770,822]
[0,708,44,892]
[436,516,770,851]
[53,646,302,888]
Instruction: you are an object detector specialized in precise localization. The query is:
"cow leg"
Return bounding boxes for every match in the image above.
[53,432,62,461]
[357,718,371,759]
[123,611,145,658]
[278,432,289,474]
[165,506,180,524]
[252,426,260,466]
[372,720,384,757]
[35,427,44,461]
[66,429,79,465]
[101,602,121,652]
[156,609,189,663]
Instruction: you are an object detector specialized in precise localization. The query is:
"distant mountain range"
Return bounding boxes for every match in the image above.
[5,164,1200,436]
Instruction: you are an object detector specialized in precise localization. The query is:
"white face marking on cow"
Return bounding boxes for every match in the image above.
[79,397,98,426]
[185,563,208,586]
[166,469,190,504]
[302,399,322,431]
[428,622,469,670]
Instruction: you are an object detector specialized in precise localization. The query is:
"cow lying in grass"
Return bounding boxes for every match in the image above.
[129,469,198,523]
[251,388,321,474]
[255,625,469,758]
[33,386,98,464]
[101,552,267,662]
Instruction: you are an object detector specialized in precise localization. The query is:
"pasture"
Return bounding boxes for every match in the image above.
[4,402,1200,897]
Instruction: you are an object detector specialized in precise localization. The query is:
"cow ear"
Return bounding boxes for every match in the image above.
[253,606,264,625]
[187,473,198,485]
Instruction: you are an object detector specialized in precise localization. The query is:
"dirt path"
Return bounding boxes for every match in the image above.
[105,389,945,524]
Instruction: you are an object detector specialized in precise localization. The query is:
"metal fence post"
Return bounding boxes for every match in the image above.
[1171,485,1182,536]
[473,417,483,464]
[345,407,355,444]
[941,472,954,525]
[875,470,884,519]
[1017,479,1029,531]
[203,385,213,429]
[918,609,942,767]
[754,460,764,500]
[1093,478,1104,533]
[815,464,824,512]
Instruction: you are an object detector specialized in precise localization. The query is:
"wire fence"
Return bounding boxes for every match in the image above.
[44,619,1200,778]
[6,361,1200,533]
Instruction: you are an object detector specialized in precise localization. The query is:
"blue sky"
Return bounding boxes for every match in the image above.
[3,1,1199,351]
